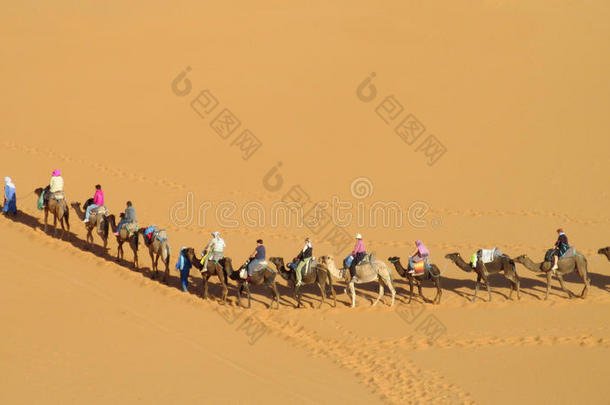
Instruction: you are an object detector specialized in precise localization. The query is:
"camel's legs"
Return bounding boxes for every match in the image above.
[317,280,327,309]
[348,282,356,308]
[577,267,590,298]
[53,214,58,237]
[434,279,442,304]
[544,272,552,300]
[43,208,49,233]
[154,253,160,279]
[417,282,427,303]
[237,284,244,308]
[245,282,251,309]
[484,276,492,302]
[269,282,280,309]
[373,279,384,306]
[408,277,414,304]
[556,273,573,299]
[202,274,209,299]
[328,277,337,307]
[473,274,482,302]
[386,277,396,307]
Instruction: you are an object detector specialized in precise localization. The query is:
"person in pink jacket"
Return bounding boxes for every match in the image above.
[408,240,430,275]
[349,233,367,282]
[84,184,104,223]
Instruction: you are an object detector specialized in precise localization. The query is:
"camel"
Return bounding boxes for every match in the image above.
[598,247,610,262]
[190,252,231,303]
[317,255,395,308]
[107,214,139,268]
[138,228,171,282]
[514,252,590,300]
[228,261,280,309]
[445,252,520,302]
[387,257,442,304]
[269,257,336,308]
[71,201,109,250]
[34,187,70,239]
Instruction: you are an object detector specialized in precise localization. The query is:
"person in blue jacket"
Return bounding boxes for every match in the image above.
[3,177,16,215]
[176,247,193,292]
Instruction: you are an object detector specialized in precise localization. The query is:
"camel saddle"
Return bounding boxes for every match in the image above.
[544,246,577,261]
[411,260,426,276]
[92,205,108,217]
[471,248,502,268]
[301,257,316,277]
[124,222,138,236]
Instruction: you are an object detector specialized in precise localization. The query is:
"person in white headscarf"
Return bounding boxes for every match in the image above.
[3,177,16,215]
[201,231,226,271]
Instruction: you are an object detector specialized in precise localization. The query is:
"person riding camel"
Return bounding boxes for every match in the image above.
[83,184,104,223]
[247,239,266,281]
[289,237,312,287]
[114,201,136,236]
[349,234,366,283]
[408,240,430,275]
[44,169,64,205]
[201,231,226,272]
[552,228,569,271]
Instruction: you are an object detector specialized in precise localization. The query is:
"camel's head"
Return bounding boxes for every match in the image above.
[268,257,284,268]
[598,247,610,257]
[34,187,43,197]
[513,254,527,263]
[318,255,335,268]
[387,256,400,263]
[183,247,201,269]
[444,252,459,261]
[70,202,81,208]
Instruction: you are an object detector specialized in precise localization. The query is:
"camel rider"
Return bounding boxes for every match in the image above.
[201,231,226,271]
[176,247,192,292]
[3,177,17,216]
[408,240,430,275]
[47,169,64,205]
[349,234,366,283]
[290,237,312,287]
[83,184,104,223]
[247,239,266,280]
[114,201,136,236]
[552,228,569,271]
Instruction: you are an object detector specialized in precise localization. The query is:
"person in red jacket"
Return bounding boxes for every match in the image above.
[83,184,104,223]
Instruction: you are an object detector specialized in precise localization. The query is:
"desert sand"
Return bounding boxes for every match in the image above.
[1,1,609,404]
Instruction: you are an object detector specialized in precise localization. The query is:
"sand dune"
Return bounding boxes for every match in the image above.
[1,1,609,404]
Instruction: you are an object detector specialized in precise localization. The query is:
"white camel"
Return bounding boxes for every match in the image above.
[318,255,395,308]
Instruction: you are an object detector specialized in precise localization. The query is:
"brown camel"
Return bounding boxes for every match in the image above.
[190,252,231,303]
[71,201,109,250]
[34,187,70,239]
[387,256,442,304]
[107,214,139,268]
[138,228,171,282]
[514,253,590,300]
[269,257,336,308]
[598,247,610,262]
[228,260,280,309]
[445,252,520,302]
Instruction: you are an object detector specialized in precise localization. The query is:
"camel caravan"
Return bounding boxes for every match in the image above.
[2,170,608,309]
